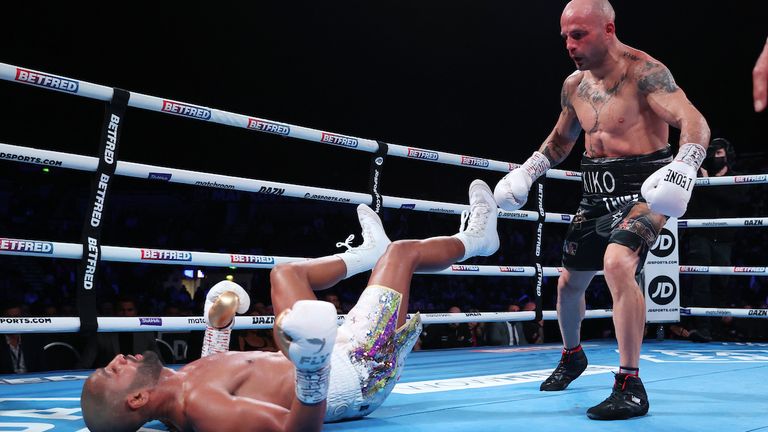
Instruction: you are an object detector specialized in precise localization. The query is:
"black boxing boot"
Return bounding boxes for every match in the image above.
[586,373,649,420]
[540,345,588,391]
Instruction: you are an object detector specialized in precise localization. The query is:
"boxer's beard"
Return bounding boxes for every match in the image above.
[133,351,164,388]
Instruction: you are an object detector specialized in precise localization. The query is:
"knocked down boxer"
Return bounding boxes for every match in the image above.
[80,180,499,432]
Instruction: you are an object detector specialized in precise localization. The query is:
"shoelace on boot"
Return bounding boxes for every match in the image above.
[335,234,355,251]
[459,204,489,236]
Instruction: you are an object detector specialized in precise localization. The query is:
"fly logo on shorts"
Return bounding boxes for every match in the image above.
[407,148,439,161]
[15,68,79,93]
[582,170,616,194]
[650,228,676,258]
[321,132,358,148]
[649,275,676,306]
[247,118,290,135]
[140,249,192,261]
[230,255,275,264]
[451,265,479,272]
[460,156,489,167]
[161,100,212,120]
[0,238,54,254]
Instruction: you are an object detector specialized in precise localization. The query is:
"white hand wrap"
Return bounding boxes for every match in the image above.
[641,143,706,218]
[275,300,338,405]
[494,151,551,211]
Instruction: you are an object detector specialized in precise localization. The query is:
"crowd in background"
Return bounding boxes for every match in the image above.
[2,150,768,373]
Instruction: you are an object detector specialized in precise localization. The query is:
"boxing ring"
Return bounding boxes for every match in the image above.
[1,63,768,431]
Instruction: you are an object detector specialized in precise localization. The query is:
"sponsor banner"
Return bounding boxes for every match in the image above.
[140,249,192,261]
[407,148,439,161]
[400,204,416,210]
[251,316,275,325]
[320,132,358,148]
[230,254,276,264]
[744,219,764,226]
[460,156,489,167]
[15,68,79,93]
[644,219,680,322]
[148,172,172,181]
[734,267,767,273]
[561,214,571,221]
[735,175,767,183]
[679,266,709,273]
[302,192,352,203]
[161,100,211,120]
[0,238,53,254]
[0,151,63,166]
[392,365,615,394]
[0,317,54,325]
[499,266,526,272]
[246,118,290,135]
[139,317,163,326]
[451,265,479,272]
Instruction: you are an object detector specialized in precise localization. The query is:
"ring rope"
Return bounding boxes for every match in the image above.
[2,142,766,229]
[2,307,766,335]
[1,237,765,277]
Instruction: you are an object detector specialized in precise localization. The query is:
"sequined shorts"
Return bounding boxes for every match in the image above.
[324,285,422,422]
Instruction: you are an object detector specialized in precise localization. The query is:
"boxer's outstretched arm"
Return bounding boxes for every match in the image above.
[187,389,325,432]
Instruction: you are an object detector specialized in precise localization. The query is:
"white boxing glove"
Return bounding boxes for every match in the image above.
[494,151,551,211]
[641,143,707,218]
[275,300,338,405]
[204,280,250,329]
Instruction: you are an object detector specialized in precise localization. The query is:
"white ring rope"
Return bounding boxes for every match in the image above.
[2,307,766,334]
[1,237,766,278]
[0,142,550,223]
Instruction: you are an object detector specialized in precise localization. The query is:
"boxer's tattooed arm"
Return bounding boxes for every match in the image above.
[539,79,581,166]
[638,62,678,94]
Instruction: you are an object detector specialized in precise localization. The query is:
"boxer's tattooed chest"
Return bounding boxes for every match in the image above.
[576,75,626,133]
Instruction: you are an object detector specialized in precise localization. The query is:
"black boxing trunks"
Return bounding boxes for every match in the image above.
[562,147,672,272]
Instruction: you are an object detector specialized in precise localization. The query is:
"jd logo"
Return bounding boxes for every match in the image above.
[650,228,675,258]
[649,276,676,305]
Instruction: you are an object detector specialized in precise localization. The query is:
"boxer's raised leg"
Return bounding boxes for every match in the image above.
[271,204,390,316]
[368,180,499,327]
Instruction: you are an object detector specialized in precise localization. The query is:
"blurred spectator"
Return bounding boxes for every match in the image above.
[521,301,544,344]
[466,308,485,347]
[0,304,47,374]
[485,304,527,346]
[77,296,161,369]
[420,306,472,349]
